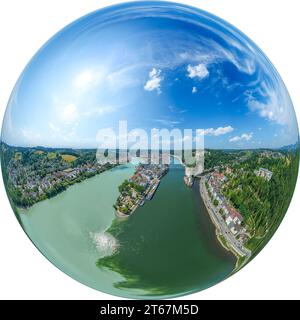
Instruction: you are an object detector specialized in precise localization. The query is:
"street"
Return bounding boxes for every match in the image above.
[200,177,251,258]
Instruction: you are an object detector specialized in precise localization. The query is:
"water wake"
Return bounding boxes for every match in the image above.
[90,231,119,257]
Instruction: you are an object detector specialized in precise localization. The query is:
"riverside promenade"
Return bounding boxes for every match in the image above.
[199,177,251,258]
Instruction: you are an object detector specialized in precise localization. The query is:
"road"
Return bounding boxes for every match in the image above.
[200,177,251,258]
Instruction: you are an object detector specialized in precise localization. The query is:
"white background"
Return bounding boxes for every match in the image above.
[0,0,299,300]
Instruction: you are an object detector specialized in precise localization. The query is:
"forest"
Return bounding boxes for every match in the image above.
[205,147,299,256]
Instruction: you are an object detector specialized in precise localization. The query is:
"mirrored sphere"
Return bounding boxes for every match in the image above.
[1,1,299,298]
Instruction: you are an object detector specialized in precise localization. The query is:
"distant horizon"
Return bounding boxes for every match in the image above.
[1,139,299,151]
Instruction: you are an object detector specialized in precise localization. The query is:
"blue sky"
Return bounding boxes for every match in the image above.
[1,1,299,149]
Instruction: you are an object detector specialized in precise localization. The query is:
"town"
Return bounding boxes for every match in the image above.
[1,143,116,208]
[197,147,298,268]
[203,166,273,252]
[201,171,252,258]
[1,141,298,269]
[114,163,169,216]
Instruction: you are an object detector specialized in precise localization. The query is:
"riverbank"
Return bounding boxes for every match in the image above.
[18,163,135,297]
[97,162,236,298]
[114,164,168,216]
[198,176,251,270]
[15,164,118,211]
[175,158,241,267]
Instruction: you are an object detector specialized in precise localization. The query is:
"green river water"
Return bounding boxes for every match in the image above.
[18,162,235,299]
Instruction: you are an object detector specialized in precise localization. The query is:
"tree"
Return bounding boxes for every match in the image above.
[213,199,219,207]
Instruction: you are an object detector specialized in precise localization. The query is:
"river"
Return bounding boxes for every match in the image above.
[18,164,135,297]
[18,161,235,299]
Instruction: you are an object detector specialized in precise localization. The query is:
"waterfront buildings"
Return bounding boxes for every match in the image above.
[115,164,168,216]
[206,170,248,243]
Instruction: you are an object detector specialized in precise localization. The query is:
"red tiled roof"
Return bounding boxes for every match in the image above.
[213,172,225,180]
[228,207,243,221]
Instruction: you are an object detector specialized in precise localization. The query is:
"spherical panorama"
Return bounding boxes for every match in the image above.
[1,1,299,299]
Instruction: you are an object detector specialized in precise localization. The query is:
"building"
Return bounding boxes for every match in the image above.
[62,168,77,180]
[255,167,273,181]
[228,207,243,225]
[225,167,233,175]
[212,172,226,182]
[225,206,243,235]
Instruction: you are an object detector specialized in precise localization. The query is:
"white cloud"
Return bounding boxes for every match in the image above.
[215,43,255,75]
[149,68,158,78]
[144,68,163,93]
[229,133,253,142]
[246,80,293,128]
[74,70,94,88]
[154,119,181,127]
[192,86,197,93]
[187,63,209,79]
[48,121,77,143]
[49,122,60,133]
[62,103,78,123]
[182,135,192,142]
[178,34,256,76]
[20,128,41,144]
[107,64,142,91]
[197,126,234,136]
[82,105,119,117]
[168,105,187,114]
[175,36,296,137]
[58,100,118,125]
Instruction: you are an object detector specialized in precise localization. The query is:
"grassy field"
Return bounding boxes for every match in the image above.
[35,150,45,155]
[47,152,57,159]
[61,154,77,162]
[14,152,22,160]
